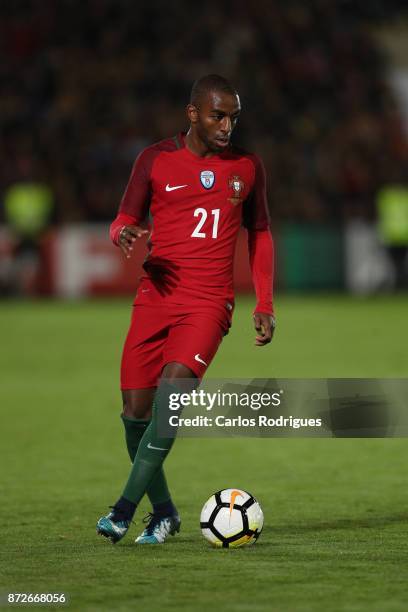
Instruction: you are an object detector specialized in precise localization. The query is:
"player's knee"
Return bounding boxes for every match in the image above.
[161,363,199,397]
[122,400,139,419]
[162,361,197,383]
[122,403,152,419]
[121,389,153,419]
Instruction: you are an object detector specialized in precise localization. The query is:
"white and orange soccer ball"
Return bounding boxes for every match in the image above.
[200,488,264,548]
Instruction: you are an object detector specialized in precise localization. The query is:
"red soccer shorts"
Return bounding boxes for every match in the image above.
[120,298,232,389]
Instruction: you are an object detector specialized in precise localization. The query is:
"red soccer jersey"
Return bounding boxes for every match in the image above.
[118,132,270,306]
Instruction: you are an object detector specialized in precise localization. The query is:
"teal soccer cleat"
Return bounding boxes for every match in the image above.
[135,513,181,544]
[96,509,131,544]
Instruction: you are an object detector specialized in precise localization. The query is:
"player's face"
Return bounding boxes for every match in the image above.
[191,91,241,153]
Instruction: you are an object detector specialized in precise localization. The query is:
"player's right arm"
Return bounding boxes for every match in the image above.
[110,148,154,257]
[110,214,148,258]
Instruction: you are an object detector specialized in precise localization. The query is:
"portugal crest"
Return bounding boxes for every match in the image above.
[228,175,245,205]
[200,170,215,189]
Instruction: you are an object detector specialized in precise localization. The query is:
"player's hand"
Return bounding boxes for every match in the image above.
[253,313,275,346]
[119,225,148,258]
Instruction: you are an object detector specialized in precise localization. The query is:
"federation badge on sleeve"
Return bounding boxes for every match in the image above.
[200,170,215,189]
[228,175,245,205]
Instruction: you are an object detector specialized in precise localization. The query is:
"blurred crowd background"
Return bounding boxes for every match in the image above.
[1,0,408,294]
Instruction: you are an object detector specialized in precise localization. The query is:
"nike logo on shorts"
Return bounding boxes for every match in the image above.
[165,184,187,191]
[194,354,208,366]
[147,442,168,451]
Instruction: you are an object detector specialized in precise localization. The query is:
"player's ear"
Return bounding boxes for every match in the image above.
[187,104,199,124]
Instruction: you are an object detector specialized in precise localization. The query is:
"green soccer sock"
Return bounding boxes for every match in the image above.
[121,415,172,505]
[122,381,178,506]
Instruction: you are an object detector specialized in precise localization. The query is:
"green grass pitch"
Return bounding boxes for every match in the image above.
[1,295,408,611]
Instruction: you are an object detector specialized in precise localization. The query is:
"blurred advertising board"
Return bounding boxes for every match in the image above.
[41,225,253,298]
[1,222,393,297]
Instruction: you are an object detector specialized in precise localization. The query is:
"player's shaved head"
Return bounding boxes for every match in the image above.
[190,74,238,107]
[186,74,241,156]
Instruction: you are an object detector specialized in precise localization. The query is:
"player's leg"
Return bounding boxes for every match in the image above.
[98,386,175,544]
[121,388,175,513]
[132,363,198,543]
[97,306,228,544]
[98,364,195,544]
[121,389,154,463]
[126,310,229,544]
[97,303,171,543]
[112,363,196,543]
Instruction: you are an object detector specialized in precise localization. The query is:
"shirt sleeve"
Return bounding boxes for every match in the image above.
[242,154,270,231]
[248,228,274,315]
[118,147,156,218]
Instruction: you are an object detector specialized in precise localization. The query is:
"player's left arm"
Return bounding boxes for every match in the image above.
[243,154,275,346]
[248,229,275,345]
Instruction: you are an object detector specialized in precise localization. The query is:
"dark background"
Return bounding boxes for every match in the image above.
[1,0,408,225]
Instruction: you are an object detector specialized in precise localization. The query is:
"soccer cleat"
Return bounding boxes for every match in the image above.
[135,512,181,544]
[96,509,131,544]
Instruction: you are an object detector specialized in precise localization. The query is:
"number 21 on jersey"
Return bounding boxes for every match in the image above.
[191,208,220,239]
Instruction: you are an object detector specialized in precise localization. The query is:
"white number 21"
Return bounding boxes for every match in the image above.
[191,208,220,239]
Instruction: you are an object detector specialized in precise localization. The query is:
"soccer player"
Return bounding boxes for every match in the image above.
[96,74,275,544]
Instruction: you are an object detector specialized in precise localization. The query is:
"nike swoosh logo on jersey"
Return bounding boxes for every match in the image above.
[166,184,188,191]
[147,442,168,451]
[194,354,208,366]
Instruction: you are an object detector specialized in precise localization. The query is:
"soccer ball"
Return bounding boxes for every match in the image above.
[200,488,264,548]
